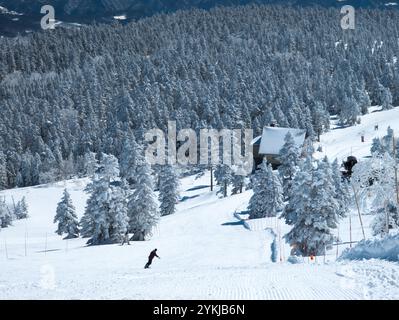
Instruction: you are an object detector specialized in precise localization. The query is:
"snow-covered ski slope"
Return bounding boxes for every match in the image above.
[0,107,399,300]
[315,106,399,162]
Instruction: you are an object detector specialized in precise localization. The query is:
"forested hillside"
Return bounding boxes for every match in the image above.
[0,4,398,190]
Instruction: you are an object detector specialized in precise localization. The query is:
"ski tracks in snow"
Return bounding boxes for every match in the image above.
[337,260,399,299]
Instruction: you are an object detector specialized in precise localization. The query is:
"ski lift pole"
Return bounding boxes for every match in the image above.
[393,134,399,206]
[351,183,366,240]
[44,233,48,256]
[4,239,8,260]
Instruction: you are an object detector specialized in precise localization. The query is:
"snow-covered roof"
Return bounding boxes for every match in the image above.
[257,127,306,155]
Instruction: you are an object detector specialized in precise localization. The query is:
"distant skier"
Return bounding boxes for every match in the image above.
[121,232,130,246]
[145,249,160,269]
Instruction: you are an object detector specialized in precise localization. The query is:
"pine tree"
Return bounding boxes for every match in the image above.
[0,151,6,190]
[108,180,129,243]
[83,152,98,177]
[127,162,159,241]
[0,198,13,228]
[158,165,180,217]
[119,137,143,186]
[54,189,80,239]
[248,160,284,219]
[380,85,393,110]
[340,96,360,126]
[15,196,29,219]
[371,200,399,236]
[278,132,301,198]
[285,159,339,257]
[80,154,127,245]
[281,156,313,226]
[231,173,245,195]
[214,164,232,198]
[331,159,350,218]
[370,137,384,155]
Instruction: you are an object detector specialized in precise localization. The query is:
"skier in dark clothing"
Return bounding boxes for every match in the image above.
[145,249,160,269]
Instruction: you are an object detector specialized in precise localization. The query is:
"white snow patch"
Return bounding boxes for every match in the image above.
[340,232,399,262]
[114,15,127,20]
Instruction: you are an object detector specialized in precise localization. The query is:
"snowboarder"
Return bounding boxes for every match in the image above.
[144,249,160,269]
[121,232,130,246]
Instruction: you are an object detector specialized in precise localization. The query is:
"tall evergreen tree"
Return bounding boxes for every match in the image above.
[248,160,284,220]
[14,196,29,220]
[281,156,313,226]
[158,165,180,217]
[54,189,80,239]
[278,132,301,198]
[80,154,127,245]
[0,198,13,228]
[214,164,232,198]
[285,159,339,257]
[127,162,159,241]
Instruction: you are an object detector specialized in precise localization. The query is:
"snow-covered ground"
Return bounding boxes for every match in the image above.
[315,106,399,162]
[1,107,399,300]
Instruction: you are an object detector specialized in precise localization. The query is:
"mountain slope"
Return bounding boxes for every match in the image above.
[1,107,399,299]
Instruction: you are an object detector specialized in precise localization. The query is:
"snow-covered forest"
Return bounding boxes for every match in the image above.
[0,5,399,189]
[1,3,399,300]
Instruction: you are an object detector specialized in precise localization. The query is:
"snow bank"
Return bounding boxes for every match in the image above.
[339,232,399,262]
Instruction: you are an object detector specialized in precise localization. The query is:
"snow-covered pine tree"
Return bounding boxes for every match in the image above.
[371,200,399,236]
[382,126,395,156]
[231,173,246,195]
[380,84,393,110]
[370,137,384,155]
[83,152,98,177]
[158,165,180,217]
[119,137,143,186]
[54,189,80,239]
[278,132,301,198]
[108,180,129,243]
[15,196,29,219]
[248,160,284,219]
[214,164,232,198]
[339,96,360,126]
[80,154,126,245]
[281,156,313,226]
[0,151,6,190]
[127,162,159,241]
[331,158,350,218]
[285,159,339,257]
[0,198,13,228]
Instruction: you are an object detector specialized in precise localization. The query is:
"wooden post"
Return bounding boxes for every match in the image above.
[24,232,27,257]
[44,233,48,256]
[336,226,340,259]
[210,166,213,191]
[393,134,399,206]
[349,214,353,248]
[5,239,8,260]
[351,183,366,240]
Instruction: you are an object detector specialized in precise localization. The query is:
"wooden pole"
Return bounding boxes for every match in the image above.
[349,212,352,248]
[393,134,399,206]
[211,166,214,191]
[24,232,27,257]
[5,239,8,260]
[351,184,366,240]
[336,226,340,259]
[44,233,48,256]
